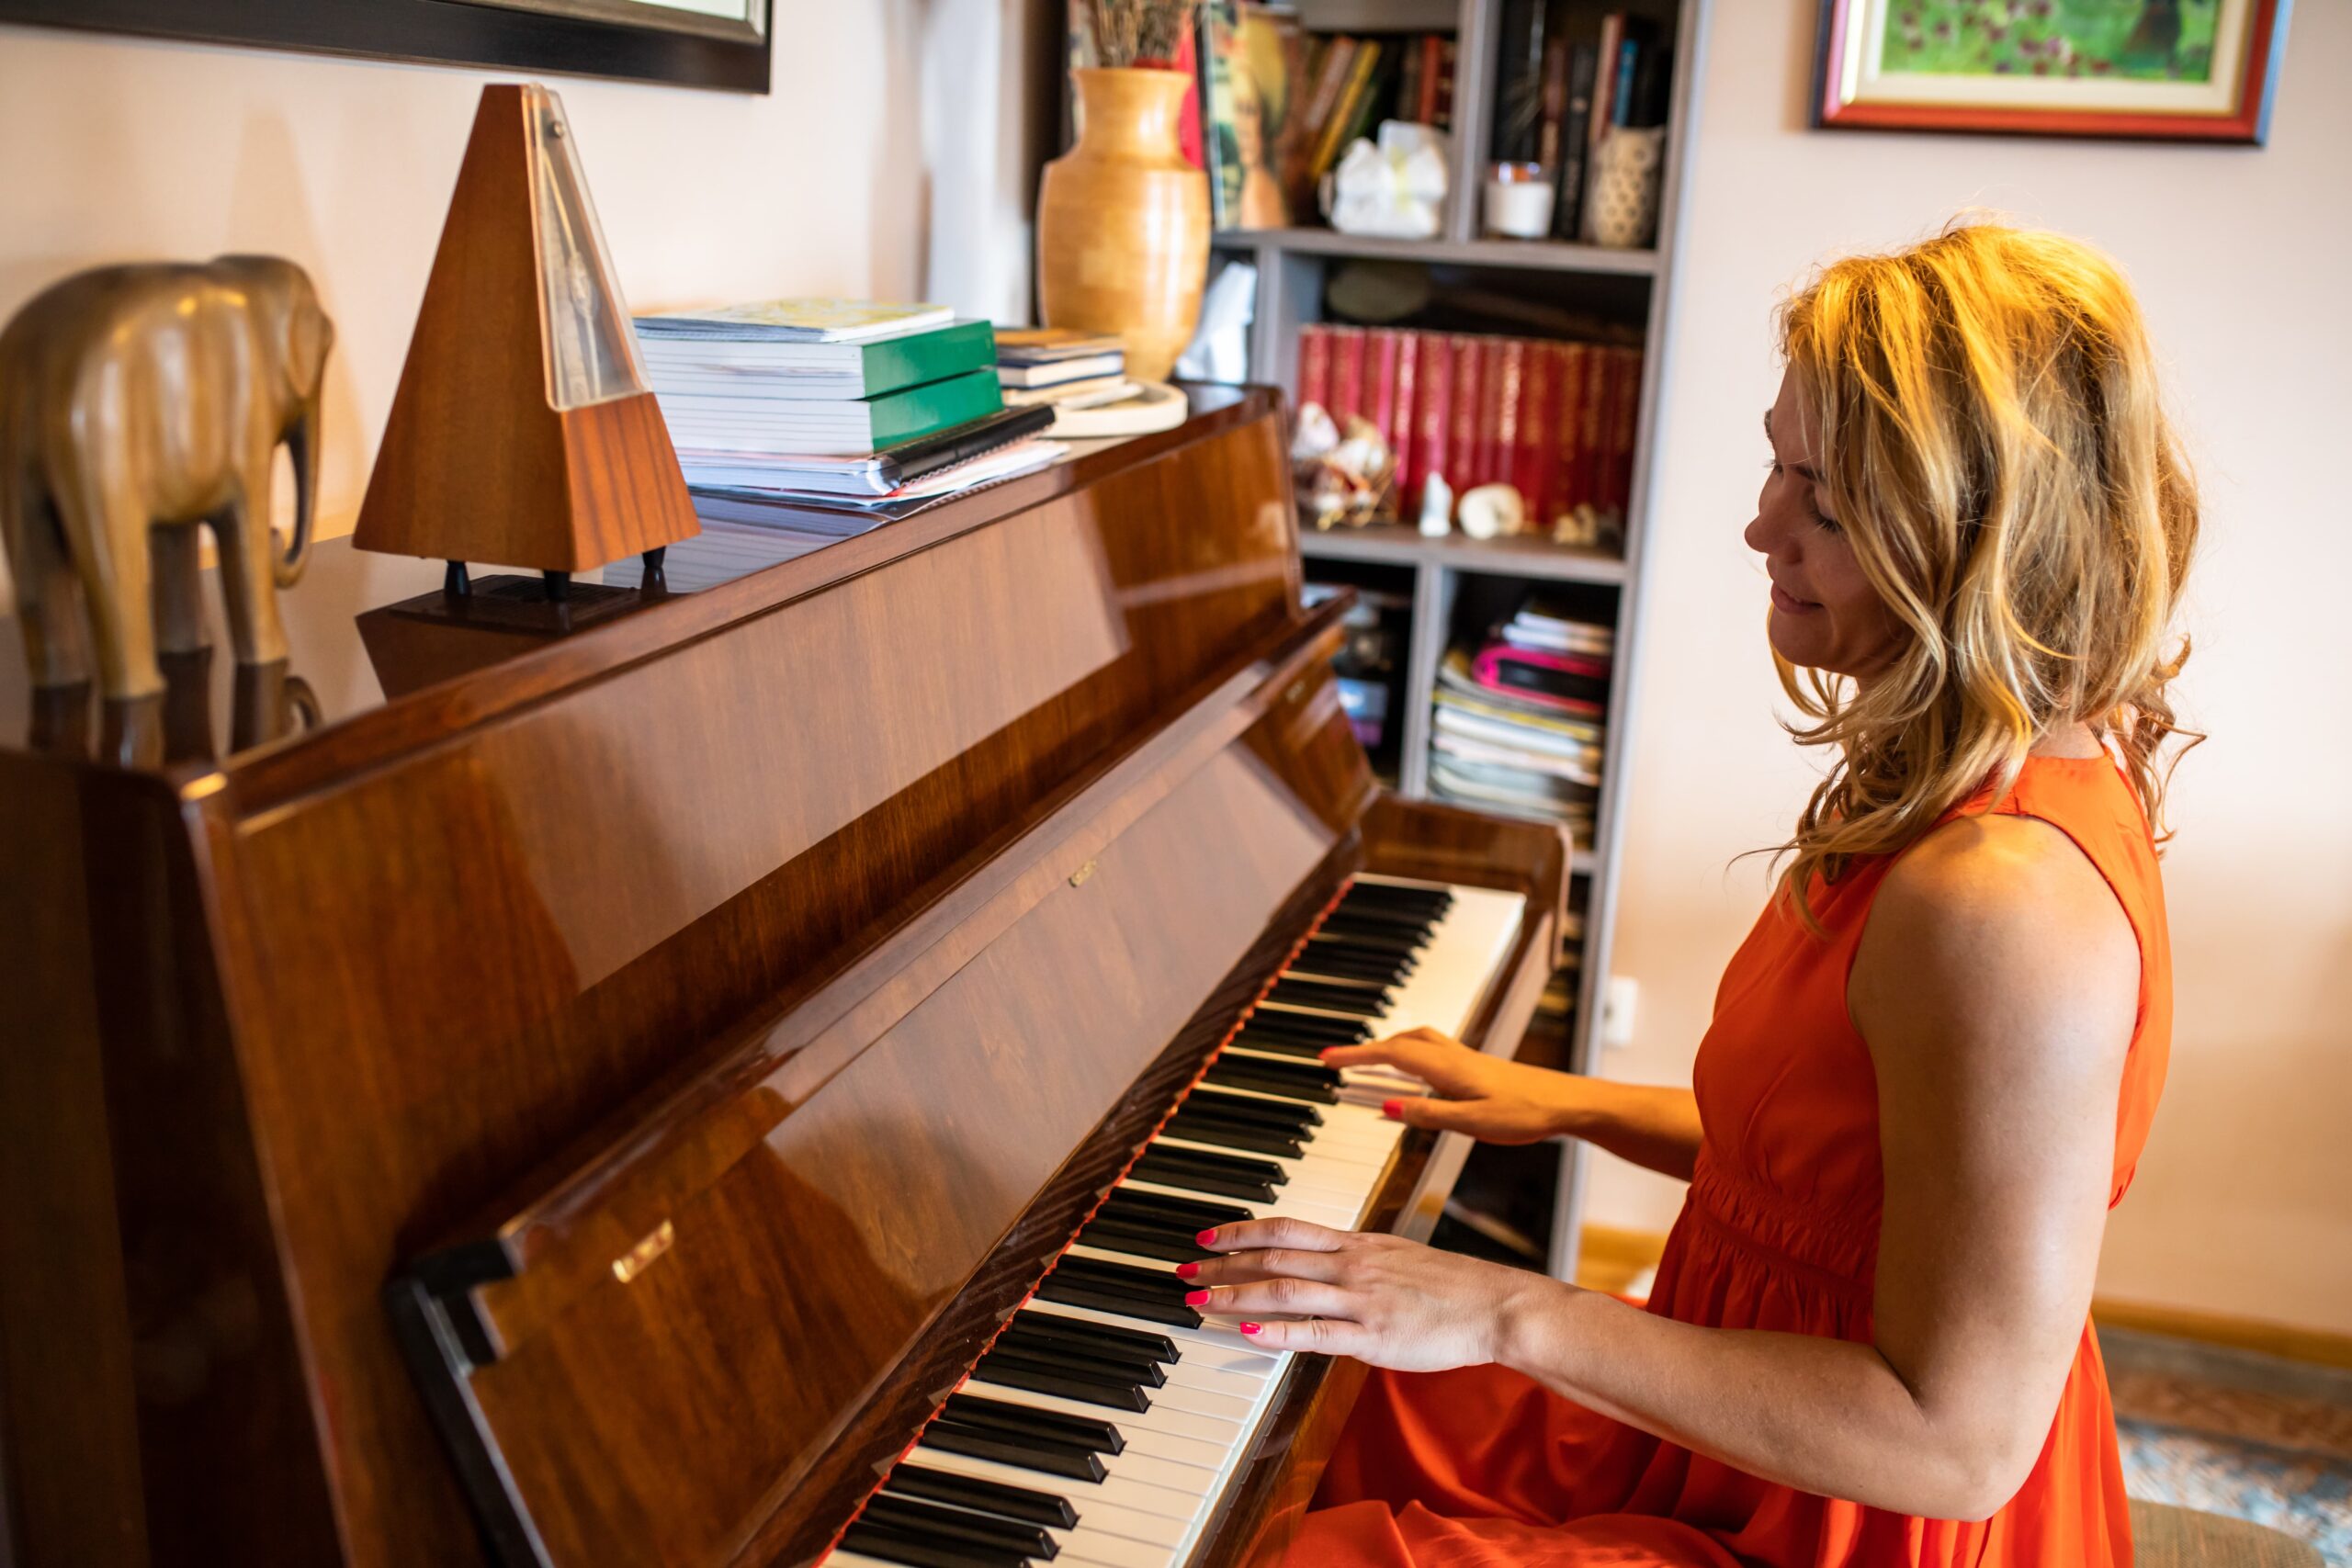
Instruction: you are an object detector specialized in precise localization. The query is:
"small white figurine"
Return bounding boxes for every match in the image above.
[1327,122,1452,241]
[1457,482,1526,541]
[1418,472,1453,536]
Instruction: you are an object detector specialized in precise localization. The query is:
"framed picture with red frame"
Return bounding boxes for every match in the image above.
[1813,0,2292,144]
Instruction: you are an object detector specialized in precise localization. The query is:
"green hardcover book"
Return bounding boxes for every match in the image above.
[656,367,1006,457]
[639,318,998,401]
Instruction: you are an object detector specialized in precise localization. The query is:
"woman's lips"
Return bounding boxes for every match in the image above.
[1770,581,1820,615]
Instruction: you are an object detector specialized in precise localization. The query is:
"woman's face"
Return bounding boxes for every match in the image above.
[1745,371,1907,680]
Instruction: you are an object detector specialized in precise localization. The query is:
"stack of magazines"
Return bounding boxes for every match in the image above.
[1428,598,1611,844]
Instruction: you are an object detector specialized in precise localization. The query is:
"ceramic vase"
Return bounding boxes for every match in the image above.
[1037,67,1210,384]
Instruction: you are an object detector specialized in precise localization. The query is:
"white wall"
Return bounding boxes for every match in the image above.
[1596,0,2352,1334]
[0,1,951,551]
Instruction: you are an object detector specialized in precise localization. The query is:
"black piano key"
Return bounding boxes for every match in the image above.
[1216,1054,1343,1093]
[1203,1058,1339,1105]
[863,1494,1060,1561]
[1035,1279,1204,1335]
[885,1463,1080,1530]
[1226,1032,1339,1062]
[1341,882,1453,911]
[1263,978,1390,1016]
[1053,1253,1199,1296]
[1244,1007,1371,1037]
[840,1518,1030,1568]
[997,1325,1170,1382]
[969,1348,1164,1405]
[1161,1113,1304,1159]
[1283,953,1411,985]
[1306,934,1420,969]
[1097,1189,1253,1235]
[1128,1151,1276,1202]
[1317,912,1437,942]
[1078,1221,1212,1265]
[994,1324,1167,1386]
[922,1423,1107,1481]
[1011,1307,1177,1363]
[1178,1089,1320,1133]
[1143,1142,1288,1184]
[1342,882,1453,910]
[945,1392,1125,1454]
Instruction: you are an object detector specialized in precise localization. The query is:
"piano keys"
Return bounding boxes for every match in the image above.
[0,386,1571,1568]
[836,875,1524,1568]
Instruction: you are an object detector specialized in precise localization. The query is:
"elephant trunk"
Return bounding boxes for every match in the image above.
[277,387,318,589]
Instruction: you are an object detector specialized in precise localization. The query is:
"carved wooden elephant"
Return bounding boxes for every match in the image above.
[0,254,332,700]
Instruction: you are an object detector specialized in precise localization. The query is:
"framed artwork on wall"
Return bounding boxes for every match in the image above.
[1813,0,2291,143]
[0,0,771,94]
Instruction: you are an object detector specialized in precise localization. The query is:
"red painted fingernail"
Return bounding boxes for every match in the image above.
[1318,1046,1339,1060]
[1381,1099,1403,1119]
[1196,1229,1218,1246]
[1175,1262,1201,1280]
[1239,1322,1262,1335]
[1184,1290,1211,1306]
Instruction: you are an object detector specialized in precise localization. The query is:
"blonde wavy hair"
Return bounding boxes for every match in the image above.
[1771,220,2199,915]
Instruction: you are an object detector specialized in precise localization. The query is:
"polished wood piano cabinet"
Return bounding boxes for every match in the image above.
[0,386,1569,1568]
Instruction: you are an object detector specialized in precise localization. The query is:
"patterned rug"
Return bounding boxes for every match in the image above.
[2104,1326,2352,1564]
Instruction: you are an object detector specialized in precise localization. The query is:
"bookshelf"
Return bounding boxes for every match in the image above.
[1206,0,1712,1281]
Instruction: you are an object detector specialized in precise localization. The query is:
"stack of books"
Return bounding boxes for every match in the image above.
[995,329,1132,412]
[1297,323,1641,533]
[635,298,1059,507]
[1429,598,1611,844]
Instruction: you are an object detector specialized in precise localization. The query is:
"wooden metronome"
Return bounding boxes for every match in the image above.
[355,83,696,617]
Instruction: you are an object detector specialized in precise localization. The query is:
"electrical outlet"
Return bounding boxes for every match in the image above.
[1602,976,1639,1050]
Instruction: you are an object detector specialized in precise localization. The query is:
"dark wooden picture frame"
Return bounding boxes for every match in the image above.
[1813,0,2290,143]
[0,0,771,95]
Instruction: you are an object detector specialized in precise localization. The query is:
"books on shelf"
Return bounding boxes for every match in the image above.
[1429,599,1614,842]
[1296,322,1641,532]
[1201,11,1453,231]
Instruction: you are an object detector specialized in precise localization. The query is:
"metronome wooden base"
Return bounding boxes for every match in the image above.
[383,549,669,637]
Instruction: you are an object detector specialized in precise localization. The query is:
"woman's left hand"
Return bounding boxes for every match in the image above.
[1179,1216,1561,1371]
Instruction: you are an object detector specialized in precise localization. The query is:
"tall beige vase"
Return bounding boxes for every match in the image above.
[1037,67,1210,385]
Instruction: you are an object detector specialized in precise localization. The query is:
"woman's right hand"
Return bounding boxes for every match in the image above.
[1321,1027,1581,1144]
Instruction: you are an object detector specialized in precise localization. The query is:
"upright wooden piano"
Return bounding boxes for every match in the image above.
[0,388,1569,1568]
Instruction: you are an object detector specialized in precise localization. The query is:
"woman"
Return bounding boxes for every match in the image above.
[1183,222,2199,1565]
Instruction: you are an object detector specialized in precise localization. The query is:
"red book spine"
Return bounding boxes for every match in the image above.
[1554,342,1589,514]
[1418,35,1443,122]
[1366,328,1401,444]
[1579,342,1609,513]
[1609,345,1644,519]
[1416,333,1455,506]
[1449,334,1484,494]
[1330,325,1367,424]
[1297,323,1332,416]
[1392,331,1422,510]
[1519,341,1556,528]
[1588,344,1617,518]
[1487,338,1526,509]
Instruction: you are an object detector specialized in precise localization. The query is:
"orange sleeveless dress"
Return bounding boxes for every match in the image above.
[1281,754,2173,1567]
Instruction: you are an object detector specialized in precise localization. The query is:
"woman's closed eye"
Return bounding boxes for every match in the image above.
[1766,457,1844,535]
